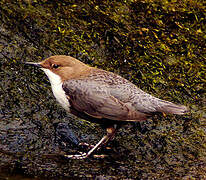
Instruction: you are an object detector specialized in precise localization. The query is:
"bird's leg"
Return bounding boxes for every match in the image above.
[79,125,117,149]
[64,124,117,159]
[101,125,117,146]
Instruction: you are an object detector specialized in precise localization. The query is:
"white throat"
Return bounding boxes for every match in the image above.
[41,68,70,111]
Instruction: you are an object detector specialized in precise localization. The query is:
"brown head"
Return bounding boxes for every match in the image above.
[26,55,92,81]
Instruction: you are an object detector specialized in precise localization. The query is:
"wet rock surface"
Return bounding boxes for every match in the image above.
[0,1,205,179]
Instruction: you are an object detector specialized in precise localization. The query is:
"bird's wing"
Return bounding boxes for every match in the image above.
[62,79,147,121]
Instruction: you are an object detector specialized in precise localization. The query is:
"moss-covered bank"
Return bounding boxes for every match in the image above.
[0,0,205,179]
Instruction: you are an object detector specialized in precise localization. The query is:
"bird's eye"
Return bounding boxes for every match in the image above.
[52,64,60,69]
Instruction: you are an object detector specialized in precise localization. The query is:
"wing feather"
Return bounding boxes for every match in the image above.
[62,79,147,121]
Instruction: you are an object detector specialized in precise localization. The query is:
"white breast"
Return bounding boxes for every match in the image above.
[41,69,71,112]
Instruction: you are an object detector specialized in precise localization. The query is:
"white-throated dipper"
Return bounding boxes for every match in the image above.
[26,55,188,159]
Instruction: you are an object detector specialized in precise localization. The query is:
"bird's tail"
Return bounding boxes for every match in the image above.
[156,100,188,115]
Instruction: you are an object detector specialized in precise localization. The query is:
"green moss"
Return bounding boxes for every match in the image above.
[0,0,205,179]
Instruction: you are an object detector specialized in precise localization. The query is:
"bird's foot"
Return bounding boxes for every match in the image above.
[79,142,94,149]
[64,152,107,159]
[79,142,111,150]
[64,152,88,159]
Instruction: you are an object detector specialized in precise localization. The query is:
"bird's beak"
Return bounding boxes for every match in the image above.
[24,62,42,68]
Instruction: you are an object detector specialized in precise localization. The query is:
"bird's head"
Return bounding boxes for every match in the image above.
[25,55,91,83]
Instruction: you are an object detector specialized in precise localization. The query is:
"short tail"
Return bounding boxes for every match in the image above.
[156,101,189,115]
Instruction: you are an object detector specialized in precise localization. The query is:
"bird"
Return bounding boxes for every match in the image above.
[25,55,188,159]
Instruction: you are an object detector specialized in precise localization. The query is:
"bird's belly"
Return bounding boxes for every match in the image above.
[51,83,71,112]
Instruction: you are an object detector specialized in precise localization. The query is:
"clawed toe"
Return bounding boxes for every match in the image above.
[79,142,95,149]
[64,152,88,159]
[64,152,107,159]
